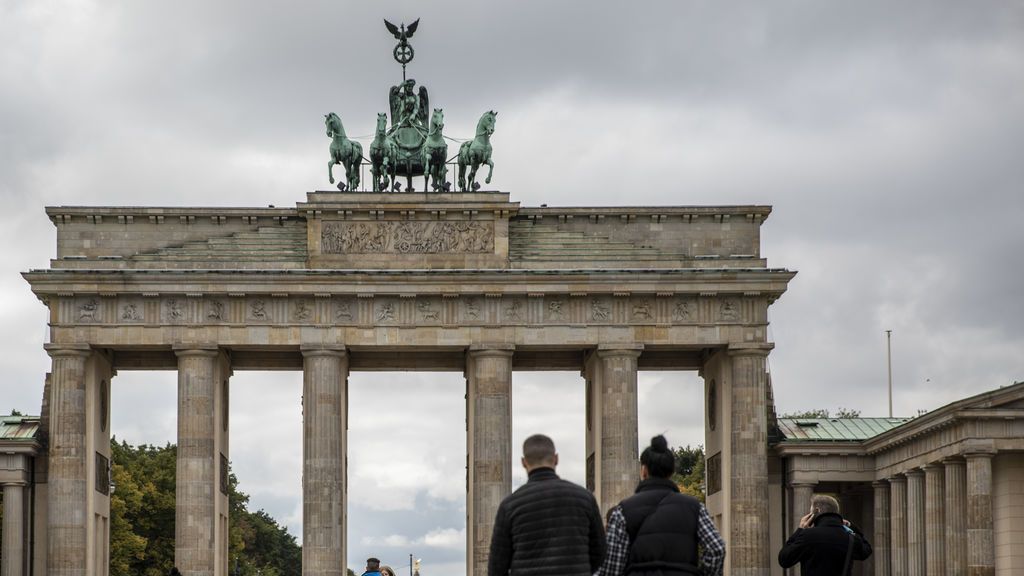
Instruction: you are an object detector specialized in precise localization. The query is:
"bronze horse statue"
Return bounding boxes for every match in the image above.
[458,111,497,191]
[369,112,397,192]
[422,108,449,192]
[325,112,362,191]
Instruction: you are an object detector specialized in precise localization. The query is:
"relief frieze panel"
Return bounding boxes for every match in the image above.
[321,220,494,254]
[52,294,764,327]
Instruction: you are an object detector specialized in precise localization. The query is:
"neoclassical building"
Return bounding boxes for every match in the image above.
[774,380,1024,576]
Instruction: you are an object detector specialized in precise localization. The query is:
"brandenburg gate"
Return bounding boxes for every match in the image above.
[20,18,794,576]
[24,191,794,576]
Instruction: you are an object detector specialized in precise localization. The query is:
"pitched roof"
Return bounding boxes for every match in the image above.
[0,415,40,441]
[778,417,911,441]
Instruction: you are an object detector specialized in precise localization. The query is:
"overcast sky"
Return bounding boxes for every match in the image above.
[2,1,1023,574]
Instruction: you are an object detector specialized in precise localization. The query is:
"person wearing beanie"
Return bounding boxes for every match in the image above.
[595,435,726,576]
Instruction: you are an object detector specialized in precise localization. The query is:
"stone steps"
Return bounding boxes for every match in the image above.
[131,224,308,264]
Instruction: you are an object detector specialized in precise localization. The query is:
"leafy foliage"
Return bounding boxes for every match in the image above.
[672,444,706,502]
[109,438,301,576]
[780,407,861,419]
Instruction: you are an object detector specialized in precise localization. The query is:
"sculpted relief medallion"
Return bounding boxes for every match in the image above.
[321,220,494,254]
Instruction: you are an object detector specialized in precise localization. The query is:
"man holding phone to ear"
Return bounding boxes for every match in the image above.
[778,494,872,576]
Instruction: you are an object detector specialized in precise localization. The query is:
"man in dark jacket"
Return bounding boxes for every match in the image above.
[488,434,606,576]
[778,495,872,576]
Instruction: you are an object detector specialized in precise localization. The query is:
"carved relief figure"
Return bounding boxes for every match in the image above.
[79,299,99,322]
[418,300,439,321]
[121,303,141,321]
[207,301,224,321]
[321,221,494,255]
[293,300,312,321]
[505,300,522,321]
[673,300,692,321]
[377,303,395,322]
[720,299,739,321]
[591,299,610,321]
[632,299,652,320]
[250,299,268,320]
[548,300,564,321]
[166,299,184,320]
[465,298,480,320]
[335,301,353,321]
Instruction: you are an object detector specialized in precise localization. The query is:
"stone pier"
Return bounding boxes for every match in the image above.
[2,482,26,576]
[906,469,925,576]
[944,457,968,575]
[873,480,891,576]
[890,476,908,576]
[923,464,945,575]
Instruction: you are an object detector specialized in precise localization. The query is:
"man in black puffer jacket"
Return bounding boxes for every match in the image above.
[778,494,872,576]
[488,434,606,576]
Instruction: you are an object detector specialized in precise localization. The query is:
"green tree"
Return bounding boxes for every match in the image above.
[672,445,706,502]
[108,438,301,576]
[780,408,861,419]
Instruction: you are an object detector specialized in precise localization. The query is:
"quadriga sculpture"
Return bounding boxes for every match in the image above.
[369,112,398,192]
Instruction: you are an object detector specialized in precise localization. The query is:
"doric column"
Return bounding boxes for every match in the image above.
[873,480,891,576]
[301,345,348,576]
[2,482,26,576]
[923,464,945,575]
[966,450,995,576]
[596,346,641,513]
[728,345,772,576]
[906,469,925,576]
[890,476,908,576]
[43,343,92,576]
[943,457,967,576]
[466,345,513,576]
[790,481,816,533]
[174,345,221,576]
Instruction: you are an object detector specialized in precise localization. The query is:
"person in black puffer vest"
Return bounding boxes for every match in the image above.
[596,435,726,576]
[488,434,606,576]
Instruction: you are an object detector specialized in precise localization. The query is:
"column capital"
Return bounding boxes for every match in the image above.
[962,439,996,457]
[872,479,889,488]
[595,343,643,358]
[905,468,925,478]
[172,343,219,357]
[889,474,907,484]
[789,480,818,488]
[727,342,774,357]
[467,344,515,358]
[941,456,966,466]
[1,481,27,488]
[922,463,943,473]
[299,343,347,358]
[43,343,91,358]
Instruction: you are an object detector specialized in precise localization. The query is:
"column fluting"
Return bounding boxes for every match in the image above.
[301,345,348,576]
[906,469,925,576]
[873,480,891,576]
[2,482,26,576]
[923,464,945,575]
[943,457,967,575]
[596,347,642,513]
[466,346,513,576]
[43,343,92,576]
[174,346,220,576]
[890,475,908,576]
[966,451,995,576]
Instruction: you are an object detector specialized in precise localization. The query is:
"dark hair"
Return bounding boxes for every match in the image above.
[640,435,675,478]
[367,558,381,569]
[522,434,556,466]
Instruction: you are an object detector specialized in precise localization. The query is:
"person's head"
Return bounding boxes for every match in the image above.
[521,434,558,472]
[639,435,675,480]
[809,494,840,517]
[366,558,381,572]
[380,565,395,576]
